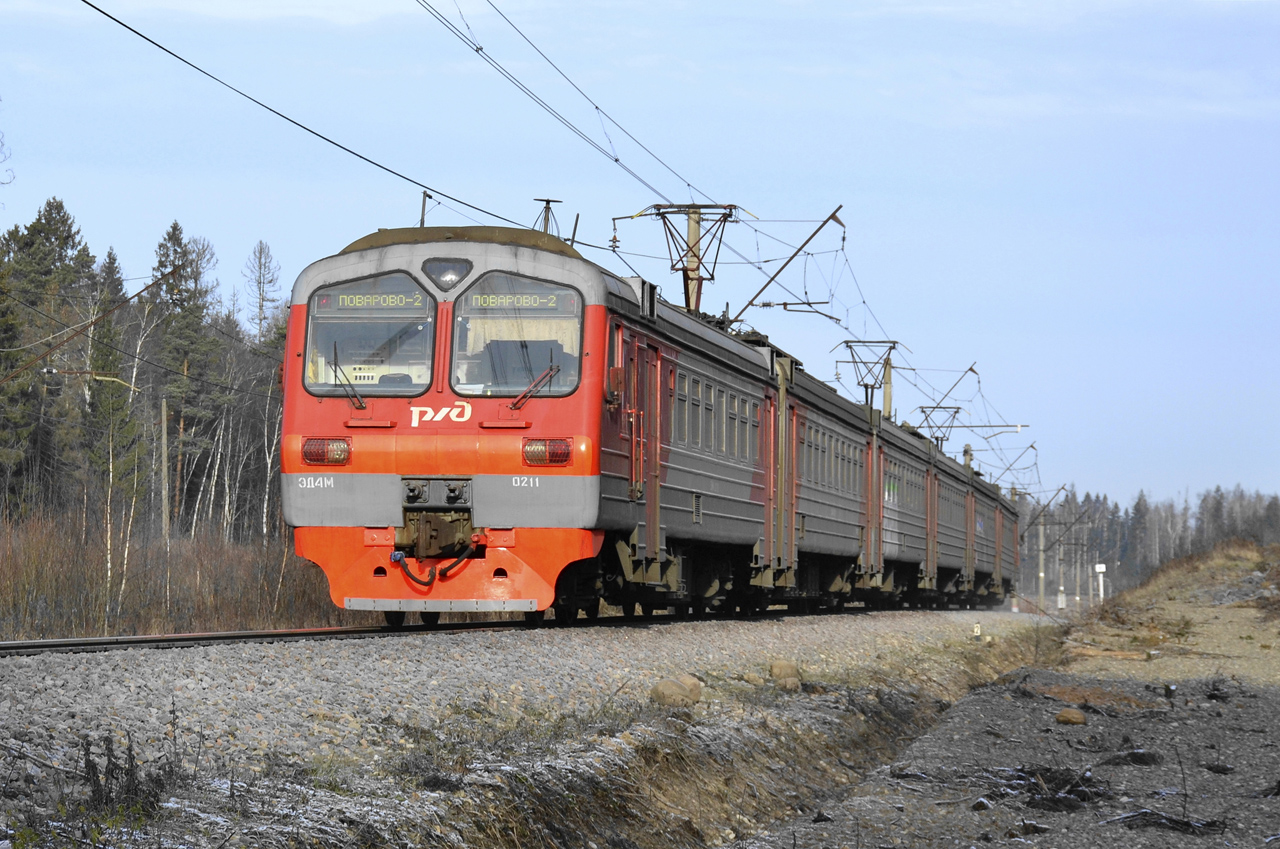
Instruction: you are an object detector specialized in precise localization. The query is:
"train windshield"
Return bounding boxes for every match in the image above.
[451,273,582,397]
[303,273,437,397]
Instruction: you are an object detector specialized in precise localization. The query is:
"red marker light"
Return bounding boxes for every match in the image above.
[522,438,572,466]
[302,438,351,465]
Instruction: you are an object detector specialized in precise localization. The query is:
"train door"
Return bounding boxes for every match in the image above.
[859,433,886,588]
[640,343,662,563]
[781,404,799,582]
[764,357,798,589]
[760,393,776,581]
[923,469,939,590]
[993,509,1004,589]
[963,491,976,592]
[624,332,664,573]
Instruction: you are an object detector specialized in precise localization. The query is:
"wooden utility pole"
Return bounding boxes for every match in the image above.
[161,396,170,548]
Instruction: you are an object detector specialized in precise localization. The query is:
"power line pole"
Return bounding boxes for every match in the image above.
[1056,542,1065,612]
[1038,514,1045,615]
[1072,526,1081,612]
[1085,519,1094,608]
[685,207,702,311]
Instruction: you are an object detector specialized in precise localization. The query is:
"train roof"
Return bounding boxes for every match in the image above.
[341,226,585,261]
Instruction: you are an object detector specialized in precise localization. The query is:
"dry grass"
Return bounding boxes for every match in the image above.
[1137,540,1272,602]
[0,512,378,639]
[1065,541,1280,686]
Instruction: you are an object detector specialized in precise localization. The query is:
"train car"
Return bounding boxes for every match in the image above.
[280,226,1016,625]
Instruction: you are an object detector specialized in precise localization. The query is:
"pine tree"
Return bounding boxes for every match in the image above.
[1263,496,1280,546]
[0,199,97,512]
[0,261,35,512]
[151,223,221,533]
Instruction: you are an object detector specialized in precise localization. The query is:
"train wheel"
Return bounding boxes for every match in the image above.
[523,610,544,629]
[383,611,406,628]
[418,611,440,627]
[554,604,579,627]
[584,602,600,621]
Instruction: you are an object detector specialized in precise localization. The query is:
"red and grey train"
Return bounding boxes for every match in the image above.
[280,226,1017,625]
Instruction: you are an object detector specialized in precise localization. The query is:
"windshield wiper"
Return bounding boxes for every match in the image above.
[509,363,560,411]
[330,342,367,410]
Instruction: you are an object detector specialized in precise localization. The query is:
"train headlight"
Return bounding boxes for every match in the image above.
[522,438,572,466]
[302,437,352,465]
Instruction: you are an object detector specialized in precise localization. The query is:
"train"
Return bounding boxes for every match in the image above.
[280,225,1017,626]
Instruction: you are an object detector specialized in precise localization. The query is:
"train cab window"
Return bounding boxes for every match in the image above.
[304,272,436,397]
[451,273,582,397]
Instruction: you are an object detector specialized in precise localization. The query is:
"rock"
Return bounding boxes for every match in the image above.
[743,673,765,686]
[462,772,503,787]
[769,660,801,681]
[1055,708,1087,725]
[972,797,993,811]
[776,677,802,692]
[676,674,703,701]
[650,679,697,707]
[1101,749,1164,767]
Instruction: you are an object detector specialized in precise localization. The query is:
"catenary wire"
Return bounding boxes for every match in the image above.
[412,0,672,202]
[75,0,525,229]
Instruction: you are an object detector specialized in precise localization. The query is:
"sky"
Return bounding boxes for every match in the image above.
[1,0,1277,508]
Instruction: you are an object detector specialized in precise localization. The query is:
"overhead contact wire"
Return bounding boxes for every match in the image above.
[76,0,525,228]
[413,0,672,202]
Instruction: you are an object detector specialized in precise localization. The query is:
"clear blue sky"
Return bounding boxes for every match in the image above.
[2,0,1277,508]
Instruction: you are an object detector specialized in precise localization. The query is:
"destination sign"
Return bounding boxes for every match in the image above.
[331,292,426,309]
[311,273,433,315]
[467,292,575,312]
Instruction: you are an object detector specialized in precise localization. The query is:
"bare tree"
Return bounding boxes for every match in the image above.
[0,96,13,189]
[242,241,280,344]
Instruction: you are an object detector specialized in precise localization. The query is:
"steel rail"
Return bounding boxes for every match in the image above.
[0,623,493,658]
[0,600,1007,659]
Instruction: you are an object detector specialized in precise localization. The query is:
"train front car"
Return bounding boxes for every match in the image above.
[280,227,606,625]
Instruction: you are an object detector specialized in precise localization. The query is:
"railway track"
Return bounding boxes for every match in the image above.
[0,621,502,658]
[0,605,887,658]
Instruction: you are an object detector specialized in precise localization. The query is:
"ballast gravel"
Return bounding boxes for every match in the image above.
[0,610,1023,814]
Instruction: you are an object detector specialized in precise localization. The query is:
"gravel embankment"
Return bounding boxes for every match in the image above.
[1,610,1025,815]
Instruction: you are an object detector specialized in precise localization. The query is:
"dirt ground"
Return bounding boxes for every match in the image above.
[735,543,1280,849]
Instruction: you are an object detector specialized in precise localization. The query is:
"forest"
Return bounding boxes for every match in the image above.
[0,197,1276,638]
[1011,485,1280,615]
